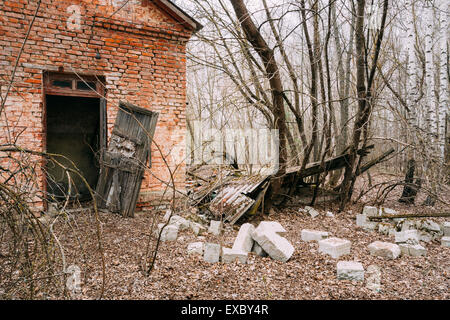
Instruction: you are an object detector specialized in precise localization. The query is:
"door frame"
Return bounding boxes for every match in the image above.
[42,71,107,207]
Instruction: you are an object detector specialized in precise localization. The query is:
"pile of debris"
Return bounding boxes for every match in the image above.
[356,205,450,251]
[155,212,295,263]
[185,145,395,225]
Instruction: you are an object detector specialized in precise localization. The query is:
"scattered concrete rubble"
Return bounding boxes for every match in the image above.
[318,237,351,259]
[187,242,204,255]
[356,213,378,231]
[204,243,221,263]
[304,206,320,218]
[251,221,295,262]
[368,241,401,259]
[399,243,427,257]
[208,220,222,236]
[301,229,329,242]
[336,261,365,281]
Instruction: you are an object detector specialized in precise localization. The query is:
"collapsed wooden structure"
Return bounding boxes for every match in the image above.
[187,145,395,224]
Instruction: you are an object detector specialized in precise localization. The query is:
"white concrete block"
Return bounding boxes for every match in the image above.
[441,236,450,247]
[221,248,248,264]
[258,221,287,235]
[363,206,379,217]
[442,222,450,236]
[251,222,294,262]
[304,206,319,218]
[163,209,172,221]
[318,237,351,259]
[169,215,190,231]
[326,211,334,217]
[380,207,397,215]
[356,214,367,227]
[301,229,329,242]
[399,243,427,257]
[378,223,394,236]
[204,243,221,263]
[155,223,178,241]
[419,231,432,243]
[190,221,207,236]
[251,242,268,257]
[395,230,419,244]
[368,241,401,259]
[422,220,441,233]
[232,223,255,253]
[208,220,222,236]
[187,242,204,255]
[337,261,365,281]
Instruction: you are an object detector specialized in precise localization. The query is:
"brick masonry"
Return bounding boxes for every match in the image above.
[0,0,197,210]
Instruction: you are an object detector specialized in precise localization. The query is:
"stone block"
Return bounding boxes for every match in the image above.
[301,229,329,242]
[187,242,204,255]
[363,206,379,217]
[155,223,178,241]
[356,214,368,227]
[204,243,221,263]
[399,243,427,257]
[368,241,401,259]
[258,221,287,235]
[442,236,450,247]
[442,222,450,236]
[221,248,248,264]
[337,261,365,281]
[169,215,190,231]
[326,211,334,217]
[190,221,207,236]
[251,242,268,257]
[232,223,255,253]
[208,220,222,236]
[318,237,351,259]
[304,206,319,218]
[421,220,441,233]
[251,222,294,262]
[395,230,419,244]
[380,207,397,215]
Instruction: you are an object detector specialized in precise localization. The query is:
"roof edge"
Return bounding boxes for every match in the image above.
[153,0,203,33]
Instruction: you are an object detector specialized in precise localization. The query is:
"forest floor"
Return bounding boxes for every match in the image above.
[57,171,449,300]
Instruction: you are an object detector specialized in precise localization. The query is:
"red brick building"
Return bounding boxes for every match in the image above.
[0,0,201,211]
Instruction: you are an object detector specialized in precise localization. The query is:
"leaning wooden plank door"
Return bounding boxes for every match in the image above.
[96,101,159,217]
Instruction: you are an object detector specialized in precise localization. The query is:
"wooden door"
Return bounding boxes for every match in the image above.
[95,101,159,217]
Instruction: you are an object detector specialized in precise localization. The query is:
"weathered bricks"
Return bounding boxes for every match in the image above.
[0,1,195,210]
[318,237,351,259]
[301,229,329,242]
[251,221,294,262]
[368,241,401,259]
[337,261,365,281]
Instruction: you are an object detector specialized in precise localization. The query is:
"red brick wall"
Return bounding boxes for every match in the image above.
[0,0,192,210]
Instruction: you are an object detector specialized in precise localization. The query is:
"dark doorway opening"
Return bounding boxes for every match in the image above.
[45,95,101,201]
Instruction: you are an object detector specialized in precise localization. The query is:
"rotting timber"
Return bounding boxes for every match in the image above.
[187,145,395,225]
